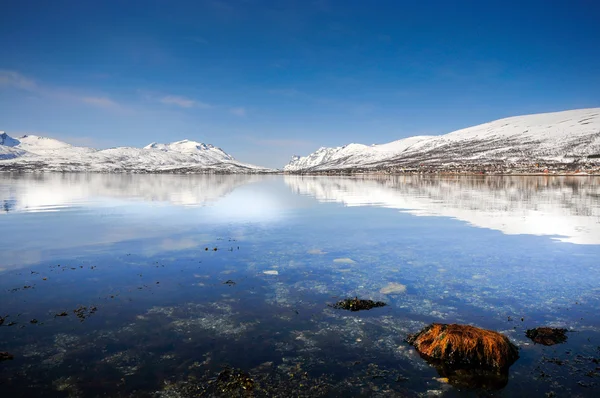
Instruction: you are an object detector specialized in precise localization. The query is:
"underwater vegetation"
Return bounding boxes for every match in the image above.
[526,327,568,346]
[407,323,520,389]
[330,297,387,311]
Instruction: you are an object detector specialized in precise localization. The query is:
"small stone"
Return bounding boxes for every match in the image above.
[380,282,407,294]
[263,270,279,275]
[333,258,356,264]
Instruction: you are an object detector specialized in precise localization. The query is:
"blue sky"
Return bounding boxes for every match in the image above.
[1,0,599,168]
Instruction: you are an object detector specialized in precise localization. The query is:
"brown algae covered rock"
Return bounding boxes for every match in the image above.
[330,297,386,312]
[407,323,519,389]
[525,327,568,346]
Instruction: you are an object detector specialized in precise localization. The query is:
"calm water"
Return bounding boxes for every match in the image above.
[1,174,599,397]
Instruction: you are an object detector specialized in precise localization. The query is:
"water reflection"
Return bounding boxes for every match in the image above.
[0,174,297,269]
[285,175,600,245]
[0,173,265,212]
[1,174,600,397]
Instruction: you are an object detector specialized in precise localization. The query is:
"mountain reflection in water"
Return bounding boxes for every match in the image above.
[1,174,600,397]
[285,175,600,245]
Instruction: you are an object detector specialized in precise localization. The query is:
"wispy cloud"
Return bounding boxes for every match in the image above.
[230,107,247,117]
[81,96,120,109]
[0,70,127,112]
[160,95,212,109]
[0,70,37,91]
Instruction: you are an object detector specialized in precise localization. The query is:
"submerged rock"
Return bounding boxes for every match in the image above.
[263,270,279,275]
[407,323,519,389]
[379,282,407,294]
[330,297,387,312]
[526,327,568,346]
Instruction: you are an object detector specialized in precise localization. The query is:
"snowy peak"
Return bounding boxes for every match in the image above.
[0,132,271,173]
[0,132,20,147]
[18,134,73,149]
[285,108,600,172]
[144,139,235,161]
[15,134,82,156]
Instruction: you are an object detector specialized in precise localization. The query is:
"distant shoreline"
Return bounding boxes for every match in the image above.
[1,169,599,176]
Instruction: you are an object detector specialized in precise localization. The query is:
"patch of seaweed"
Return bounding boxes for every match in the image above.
[215,368,254,395]
[526,327,568,346]
[407,323,520,389]
[73,305,97,322]
[330,297,387,312]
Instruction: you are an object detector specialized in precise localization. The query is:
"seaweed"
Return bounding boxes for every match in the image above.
[216,367,254,395]
[526,327,568,346]
[407,323,520,389]
[73,306,98,322]
[330,297,387,311]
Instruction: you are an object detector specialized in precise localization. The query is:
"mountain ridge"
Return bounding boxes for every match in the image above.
[0,132,274,173]
[285,108,600,174]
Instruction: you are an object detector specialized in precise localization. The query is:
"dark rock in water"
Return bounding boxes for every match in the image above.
[73,305,98,322]
[330,297,386,312]
[407,323,520,390]
[0,352,14,361]
[216,368,254,394]
[526,327,568,346]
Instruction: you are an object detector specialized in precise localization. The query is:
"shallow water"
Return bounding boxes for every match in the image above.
[1,174,599,397]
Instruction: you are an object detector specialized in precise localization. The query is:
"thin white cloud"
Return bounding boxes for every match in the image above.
[81,96,119,109]
[230,107,246,117]
[160,95,212,109]
[0,70,37,91]
[0,70,127,112]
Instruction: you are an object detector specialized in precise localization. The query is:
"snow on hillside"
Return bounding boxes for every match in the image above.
[0,132,20,147]
[285,108,600,172]
[0,132,273,173]
[144,139,235,161]
[15,134,97,157]
[0,132,28,160]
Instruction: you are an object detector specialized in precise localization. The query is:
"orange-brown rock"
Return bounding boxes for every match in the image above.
[407,323,519,389]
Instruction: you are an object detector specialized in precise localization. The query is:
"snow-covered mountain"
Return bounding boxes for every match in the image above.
[285,108,600,173]
[0,132,273,173]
